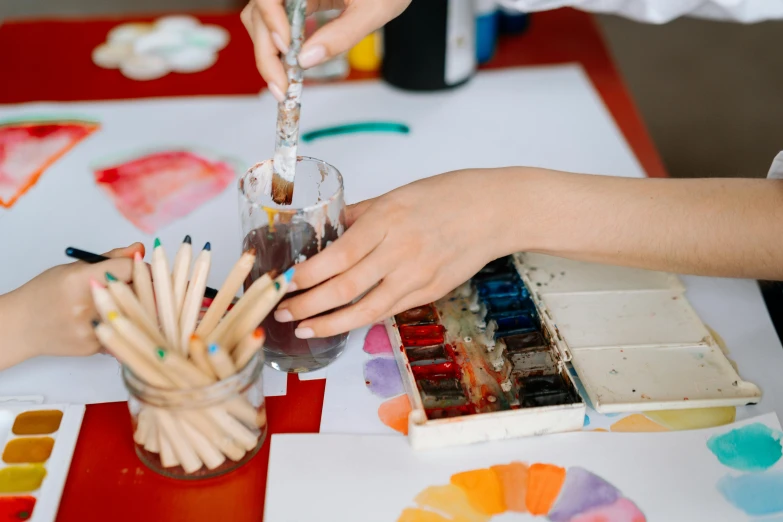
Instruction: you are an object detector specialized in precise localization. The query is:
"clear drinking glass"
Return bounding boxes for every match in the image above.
[125,351,267,480]
[238,156,348,373]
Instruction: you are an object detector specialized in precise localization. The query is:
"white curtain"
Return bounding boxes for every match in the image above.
[497,0,783,23]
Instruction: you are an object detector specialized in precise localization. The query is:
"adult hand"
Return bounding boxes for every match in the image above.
[241,0,411,100]
[0,243,145,370]
[273,169,522,338]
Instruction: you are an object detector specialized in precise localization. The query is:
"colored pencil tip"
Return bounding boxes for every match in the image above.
[183,235,192,244]
[91,319,100,328]
[134,251,143,262]
[283,267,295,283]
[203,242,211,251]
[89,278,102,289]
[154,238,161,248]
[65,247,74,256]
[107,311,119,321]
[190,334,200,341]
[208,343,218,355]
[274,281,281,291]
[156,348,166,359]
[105,272,118,282]
[245,247,257,257]
[253,327,264,339]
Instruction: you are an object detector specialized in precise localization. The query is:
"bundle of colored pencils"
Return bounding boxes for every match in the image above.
[90,235,292,474]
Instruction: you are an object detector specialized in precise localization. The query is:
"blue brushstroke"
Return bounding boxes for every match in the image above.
[707,423,783,471]
[300,122,410,143]
[717,472,783,516]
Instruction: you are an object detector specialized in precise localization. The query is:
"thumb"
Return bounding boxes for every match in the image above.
[102,242,145,260]
[299,2,406,68]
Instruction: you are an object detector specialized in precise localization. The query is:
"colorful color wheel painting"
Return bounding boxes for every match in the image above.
[400,462,645,522]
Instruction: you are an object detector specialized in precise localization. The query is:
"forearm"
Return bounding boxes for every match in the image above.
[507,168,783,279]
[0,291,34,371]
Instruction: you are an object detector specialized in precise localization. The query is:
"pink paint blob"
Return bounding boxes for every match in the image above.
[363,323,393,355]
[94,149,236,233]
[569,497,646,522]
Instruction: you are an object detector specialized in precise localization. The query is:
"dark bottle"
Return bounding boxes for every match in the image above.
[382,0,477,91]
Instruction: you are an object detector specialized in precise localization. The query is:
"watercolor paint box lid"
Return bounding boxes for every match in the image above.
[513,253,762,413]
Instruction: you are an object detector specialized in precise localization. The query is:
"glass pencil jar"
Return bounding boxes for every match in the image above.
[238,156,348,373]
[124,350,267,480]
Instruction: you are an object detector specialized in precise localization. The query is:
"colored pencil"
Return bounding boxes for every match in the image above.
[206,343,237,380]
[177,411,246,462]
[154,348,215,388]
[90,279,119,322]
[188,335,217,379]
[206,272,272,348]
[205,408,259,451]
[94,322,172,388]
[105,273,168,348]
[66,246,219,299]
[106,312,160,364]
[234,327,266,370]
[151,239,180,348]
[195,249,257,339]
[223,270,291,349]
[133,251,158,322]
[172,235,192,318]
[179,417,226,470]
[156,409,202,473]
[179,243,212,353]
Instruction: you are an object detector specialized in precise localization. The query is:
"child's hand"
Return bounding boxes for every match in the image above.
[0,243,145,370]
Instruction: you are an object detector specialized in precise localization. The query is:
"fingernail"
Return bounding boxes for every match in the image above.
[286,282,298,293]
[268,82,285,103]
[298,45,326,69]
[271,32,289,54]
[274,309,294,322]
[295,327,314,339]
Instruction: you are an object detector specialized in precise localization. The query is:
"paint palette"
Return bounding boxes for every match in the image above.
[386,254,762,449]
[0,404,85,522]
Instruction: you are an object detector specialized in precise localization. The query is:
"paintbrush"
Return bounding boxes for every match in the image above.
[65,246,219,299]
[270,0,308,205]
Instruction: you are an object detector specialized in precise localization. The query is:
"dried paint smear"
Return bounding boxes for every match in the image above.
[0,118,99,208]
[361,323,411,434]
[399,461,645,521]
[94,148,237,233]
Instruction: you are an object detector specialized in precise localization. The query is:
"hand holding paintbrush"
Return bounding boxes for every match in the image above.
[91,237,292,475]
[270,0,307,205]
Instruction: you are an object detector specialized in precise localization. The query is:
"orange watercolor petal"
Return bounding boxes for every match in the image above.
[490,462,529,513]
[414,485,490,522]
[378,394,412,435]
[592,428,609,432]
[525,463,566,515]
[450,468,506,515]
[610,414,669,433]
[398,507,451,522]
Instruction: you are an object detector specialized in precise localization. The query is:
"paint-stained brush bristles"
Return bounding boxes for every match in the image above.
[271,174,294,205]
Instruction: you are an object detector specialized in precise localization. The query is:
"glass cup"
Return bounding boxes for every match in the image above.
[125,351,267,480]
[238,156,349,373]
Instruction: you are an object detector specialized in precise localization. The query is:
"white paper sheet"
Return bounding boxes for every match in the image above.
[0,64,645,404]
[266,413,783,522]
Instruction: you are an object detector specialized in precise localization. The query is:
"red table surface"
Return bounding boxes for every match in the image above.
[0,9,668,522]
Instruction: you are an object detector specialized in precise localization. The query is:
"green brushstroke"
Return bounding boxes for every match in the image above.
[0,115,99,127]
[301,122,410,143]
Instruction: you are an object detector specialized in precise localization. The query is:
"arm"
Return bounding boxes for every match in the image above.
[498,0,783,24]
[0,291,33,371]
[509,168,783,279]
[276,167,783,338]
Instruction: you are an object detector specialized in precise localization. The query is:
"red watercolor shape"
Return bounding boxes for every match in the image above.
[0,119,99,208]
[94,149,237,233]
[363,323,393,355]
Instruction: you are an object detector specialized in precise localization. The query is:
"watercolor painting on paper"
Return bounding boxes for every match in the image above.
[0,117,99,208]
[265,414,783,522]
[93,148,239,233]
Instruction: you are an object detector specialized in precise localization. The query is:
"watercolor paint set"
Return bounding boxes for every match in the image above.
[385,253,762,449]
[0,403,84,522]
